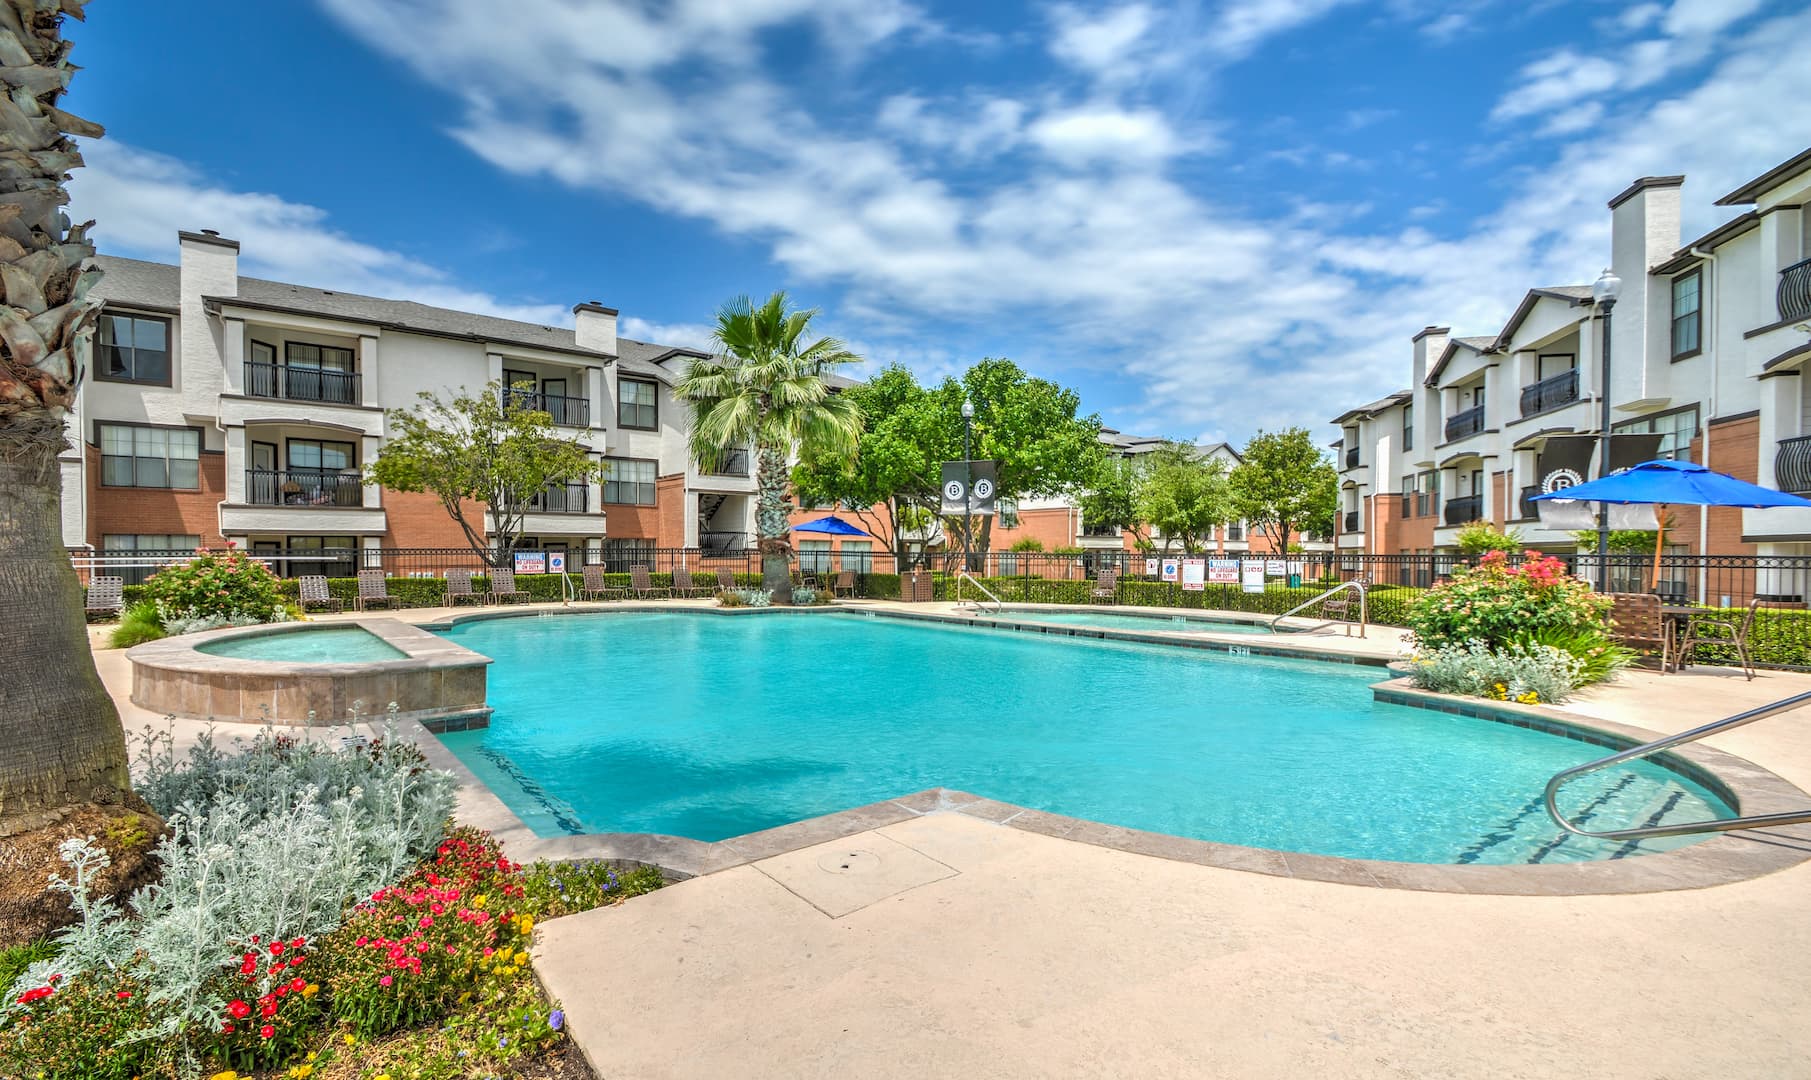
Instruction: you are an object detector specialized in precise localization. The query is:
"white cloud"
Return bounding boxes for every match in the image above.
[1199,0,1359,59]
[1047,3,1156,73]
[1491,51,1620,122]
[1662,0,1764,37]
[619,317,717,351]
[1027,105,1184,163]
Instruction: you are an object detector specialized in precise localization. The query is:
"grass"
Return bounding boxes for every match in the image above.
[0,938,55,992]
[108,600,165,648]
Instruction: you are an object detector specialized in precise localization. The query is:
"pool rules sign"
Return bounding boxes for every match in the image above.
[941,460,1000,516]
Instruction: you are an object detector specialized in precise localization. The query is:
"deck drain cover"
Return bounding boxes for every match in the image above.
[816,849,881,875]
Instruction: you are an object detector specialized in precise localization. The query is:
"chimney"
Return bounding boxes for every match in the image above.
[573,301,618,356]
[177,229,239,400]
[1607,175,1683,406]
[1409,326,1448,465]
[1410,325,1448,387]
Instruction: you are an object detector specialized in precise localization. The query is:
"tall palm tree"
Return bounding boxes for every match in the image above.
[676,292,863,604]
[0,1,135,830]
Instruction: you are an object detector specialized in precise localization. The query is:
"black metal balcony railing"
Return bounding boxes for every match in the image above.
[1779,257,1811,323]
[244,361,360,405]
[1343,445,1359,469]
[1343,510,1359,532]
[1518,368,1579,418]
[1519,485,1541,520]
[527,482,589,514]
[699,530,744,553]
[1443,493,1484,526]
[502,388,590,427]
[1775,436,1811,496]
[1444,404,1486,442]
[246,469,365,508]
[702,449,750,476]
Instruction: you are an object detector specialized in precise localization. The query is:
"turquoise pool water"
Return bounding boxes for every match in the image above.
[436,612,1730,865]
[1004,610,1272,634]
[198,626,407,663]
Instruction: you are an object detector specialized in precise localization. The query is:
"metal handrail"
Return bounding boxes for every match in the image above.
[1269,580,1366,636]
[956,571,1003,615]
[1544,689,1811,840]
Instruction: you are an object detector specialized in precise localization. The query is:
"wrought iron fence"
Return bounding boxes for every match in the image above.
[1444,404,1485,441]
[245,469,367,508]
[1779,256,1811,323]
[243,361,361,405]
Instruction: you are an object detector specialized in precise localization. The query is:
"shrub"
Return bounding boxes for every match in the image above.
[1408,639,1583,704]
[143,546,288,624]
[1511,626,1636,686]
[1454,521,1522,555]
[518,861,664,920]
[1405,551,1610,651]
[1008,537,1045,552]
[110,601,166,648]
[792,587,822,606]
[731,588,772,608]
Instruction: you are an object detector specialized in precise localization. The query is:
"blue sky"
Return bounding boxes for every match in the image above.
[62,0,1811,444]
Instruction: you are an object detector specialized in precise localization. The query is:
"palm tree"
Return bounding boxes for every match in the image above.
[676,293,863,604]
[0,2,137,831]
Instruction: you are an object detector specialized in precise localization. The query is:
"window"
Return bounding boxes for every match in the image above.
[284,535,357,579]
[1614,405,1700,463]
[798,539,832,574]
[287,439,356,473]
[99,423,200,489]
[1401,404,1413,452]
[1401,474,1416,517]
[603,537,653,572]
[1671,270,1702,359]
[839,540,873,573]
[103,534,200,585]
[618,378,657,429]
[286,342,354,372]
[95,313,171,385]
[603,457,656,505]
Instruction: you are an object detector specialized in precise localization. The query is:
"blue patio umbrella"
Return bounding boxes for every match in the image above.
[791,515,872,537]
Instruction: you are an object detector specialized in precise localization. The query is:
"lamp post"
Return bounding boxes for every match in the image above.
[1592,267,1622,590]
[961,398,974,573]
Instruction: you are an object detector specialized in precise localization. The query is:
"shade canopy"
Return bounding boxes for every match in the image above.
[1528,459,1811,508]
[791,515,872,537]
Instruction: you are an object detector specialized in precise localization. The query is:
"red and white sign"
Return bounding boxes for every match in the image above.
[1181,558,1206,591]
[1207,559,1239,584]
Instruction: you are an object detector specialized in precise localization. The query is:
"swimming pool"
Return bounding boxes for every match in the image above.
[435,611,1730,865]
[1001,609,1272,634]
[198,626,409,663]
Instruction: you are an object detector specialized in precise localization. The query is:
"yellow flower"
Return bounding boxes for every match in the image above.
[458,991,472,1004]
[473,894,488,908]
[302,982,320,998]
[307,1052,319,1063]
[288,1067,314,1079]
[210,1073,239,1080]
[344,1033,358,1046]
[518,916,535,934]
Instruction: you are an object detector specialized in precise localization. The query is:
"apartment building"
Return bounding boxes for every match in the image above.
[1332,146,1811,565]
[64,229,759,575]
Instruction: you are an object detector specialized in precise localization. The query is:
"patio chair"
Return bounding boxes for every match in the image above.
[671,567,711,598]
[85,575,123,621]
[628,565,670,599]
[580,564,624,602]
[355,569,401,611]
[1608,592,1671,672]
[1090,569,1119,604]
[1677,597,1761,680]
[716,567,738,594]
[832,570,857,599]
[298,575,343,614]
[446,569,486,606]
[487,567,530,605]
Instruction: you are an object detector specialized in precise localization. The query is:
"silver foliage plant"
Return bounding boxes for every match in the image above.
[2,712,454,1073]
[1407,639,1584,703]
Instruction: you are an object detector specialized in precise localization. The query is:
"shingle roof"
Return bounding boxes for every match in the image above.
[1331,389,1411,425]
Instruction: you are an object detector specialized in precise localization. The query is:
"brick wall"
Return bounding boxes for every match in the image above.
[1667,414,1759,557]
[85,444,228,547]
[990,506,1077,551]
[655,474,687,547]
[382,489,479,548]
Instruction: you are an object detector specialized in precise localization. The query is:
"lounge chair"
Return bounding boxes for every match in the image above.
[629,565,670,599]
[672,567,710,598]
[1608,592,1671,671]
[832,570,857,599]
[1677,597,1761,680]
[355,569,401,611]
[716,567,738,594]
[298,574,343,613]
[580,564,624,602]
[446,569,486,606]
[488,567,530,604]
[85,575,123,621]
[1090,569,1119,604]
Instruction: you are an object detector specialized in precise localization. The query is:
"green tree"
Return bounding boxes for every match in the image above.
[1456,521,1523,556]
[677,292,863,603]
[1228,427,1338,552]
[368,380,602,563]
[1137,443,1231,553]
[1078,455,1148,547]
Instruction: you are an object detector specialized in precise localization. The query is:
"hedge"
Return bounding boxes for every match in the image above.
[113,571,771,611]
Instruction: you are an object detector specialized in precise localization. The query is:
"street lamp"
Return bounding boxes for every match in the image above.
[961,398,975,574]
[1592,266,1622,590]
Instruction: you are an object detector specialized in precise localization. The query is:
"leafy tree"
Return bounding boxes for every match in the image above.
[0,3,148,851]
[1078,455,1148,546]
[368,380,602,564]
[1228,427,1339,552]
[1573,510,1678,554]
[677,292,863,603]
[1137,443,1231,553]
[1456,521,1523,556]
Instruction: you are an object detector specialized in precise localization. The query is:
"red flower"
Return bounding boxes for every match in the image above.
[222,1022,236,1034]
[290,977,306,992]
[269,940,285,956]
[228,999,251,1019]
[116,990,132,1000]
[260,1000,278,1019]
[259,1024,275,1039]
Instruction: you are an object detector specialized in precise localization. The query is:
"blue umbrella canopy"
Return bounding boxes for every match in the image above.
[1529,458,1811,508]
[792,515,872,536]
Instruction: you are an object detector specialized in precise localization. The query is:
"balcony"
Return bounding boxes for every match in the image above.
[1518,369,1579,418]
[1342,510,1359,532]
[1343,445,1359,469]
[244,361,360,405]
[1775,436,1811,496]
[1444,404,1485,442]
[699,530,746,553]
[702,449,750,477]
[527,481,589,514]
[502,388,590,428]
[246,469,365,508]
[1443,493,1483,526]
[1518,485,1540,520]
[1780,258,1811,323]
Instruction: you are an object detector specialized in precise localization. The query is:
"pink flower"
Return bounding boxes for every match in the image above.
[379,975,393,987]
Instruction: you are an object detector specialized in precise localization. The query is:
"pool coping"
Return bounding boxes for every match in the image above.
[405,603,1811,895]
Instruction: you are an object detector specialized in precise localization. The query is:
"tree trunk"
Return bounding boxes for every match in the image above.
[0,441,132,828]
[754,444,793,604]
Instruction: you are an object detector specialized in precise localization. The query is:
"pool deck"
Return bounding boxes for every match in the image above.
[90,600,1811,1078]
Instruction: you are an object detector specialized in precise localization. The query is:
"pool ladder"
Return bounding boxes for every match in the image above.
[1269,580,1366,637]
[1545,689,1811,840]
[955,571,1003,615]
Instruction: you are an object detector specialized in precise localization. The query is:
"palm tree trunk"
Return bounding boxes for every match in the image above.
[754,445,794,604]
